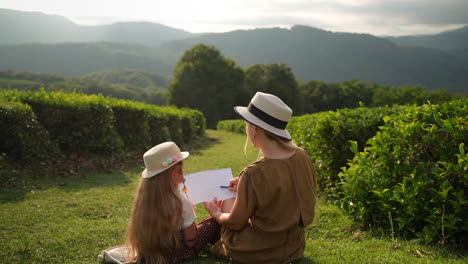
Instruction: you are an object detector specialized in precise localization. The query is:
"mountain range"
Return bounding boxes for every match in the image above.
[0,8,192,45]
[1,8,467,92]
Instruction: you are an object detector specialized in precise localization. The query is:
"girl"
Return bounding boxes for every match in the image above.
[125,141,220,264]
[204,92,318,264]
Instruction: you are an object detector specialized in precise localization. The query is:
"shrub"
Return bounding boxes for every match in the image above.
[339,99,468,245]
[288,106,402,195]
[0,99,58,162]
[147,108,172,145]
[167,111,184,145]
[183,108,206,138]
[216,119,245,134]
[1,89,124,155]
[2,89,206,155]
[105,98,152,150]
[179,108,206,143]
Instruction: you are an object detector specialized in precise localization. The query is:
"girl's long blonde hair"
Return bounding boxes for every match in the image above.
[125,163,183,264]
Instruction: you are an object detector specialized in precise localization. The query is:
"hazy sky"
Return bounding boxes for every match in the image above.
[2,0,468,36]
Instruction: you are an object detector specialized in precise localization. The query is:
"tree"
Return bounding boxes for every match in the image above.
[339,80,374,108]
[244,63,299,112]
[298,80,343,113]
[168,44,244,128]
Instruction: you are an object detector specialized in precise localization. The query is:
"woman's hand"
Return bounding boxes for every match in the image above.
[228,177,239,192]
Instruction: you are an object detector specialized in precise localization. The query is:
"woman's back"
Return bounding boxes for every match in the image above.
[217,148,317,264]
[241,147,317,232]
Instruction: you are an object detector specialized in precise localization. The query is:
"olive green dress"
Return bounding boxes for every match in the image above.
[215,148,317,264]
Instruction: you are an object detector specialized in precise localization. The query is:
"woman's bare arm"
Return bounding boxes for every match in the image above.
[204,175,254,230]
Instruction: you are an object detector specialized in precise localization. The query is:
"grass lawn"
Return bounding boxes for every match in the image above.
[0,130,466,263]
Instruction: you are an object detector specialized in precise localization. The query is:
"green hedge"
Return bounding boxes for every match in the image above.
[0,99,58,161]
[216,119,246,134]
[2,89,124,155]
[288,106,402,195]
[0,89,206,165]
[216,100,467,245]
[218,107,401,196]
[218,107,400,196]
[105,98,152,150]
[103,100,205,150]
[339,99,467,245]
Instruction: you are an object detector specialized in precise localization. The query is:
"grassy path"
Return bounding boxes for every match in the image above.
[0,130,465,263]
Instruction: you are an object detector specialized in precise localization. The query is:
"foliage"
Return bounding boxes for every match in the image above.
[296,79,463,115]
[1,89,124,155]
[244,63,299,111]
[372,85,431,106]
[288,105,403,195]
[0,89,205,165]
[0,70,168,106]
[216,119,246,134]
[168,44,245,128]
[1,68,464,116]
[104,98,152,151]
[339,99,468,245]
[0,99,58,162]
[83,68,169,89]
[159,106,206,144]
[0,69,65,83]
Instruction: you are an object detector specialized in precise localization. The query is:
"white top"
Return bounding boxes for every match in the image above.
[180,191,196,230]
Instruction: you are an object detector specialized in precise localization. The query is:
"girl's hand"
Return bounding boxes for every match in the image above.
[204,200,222,219]
[228,177,239,192]
[203,201,216,215]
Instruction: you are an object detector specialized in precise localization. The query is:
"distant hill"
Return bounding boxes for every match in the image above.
[1,8,467,92]
[0,8,193,45]
[386,26,468,53]
[0,42,176,76]
[161,26,468,92]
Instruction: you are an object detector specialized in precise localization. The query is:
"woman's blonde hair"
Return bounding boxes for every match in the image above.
[245,122,298,156]
[125,162,184,264]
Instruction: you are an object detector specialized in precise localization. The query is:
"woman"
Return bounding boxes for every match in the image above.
[204,92,318,264]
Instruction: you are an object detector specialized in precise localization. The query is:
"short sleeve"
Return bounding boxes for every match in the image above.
[237,167,256,214]
[180,192,196,230]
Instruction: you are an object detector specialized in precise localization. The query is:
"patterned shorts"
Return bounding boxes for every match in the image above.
[171,216,221,262]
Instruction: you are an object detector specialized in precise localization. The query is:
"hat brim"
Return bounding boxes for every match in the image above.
[234,106,291,140]
[141,151,189,179]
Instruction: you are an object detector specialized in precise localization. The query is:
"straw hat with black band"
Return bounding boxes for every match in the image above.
[234,92,292,140]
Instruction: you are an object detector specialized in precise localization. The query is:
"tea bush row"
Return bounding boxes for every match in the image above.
[216,119,246,134]
[339,99,467,245]
[0,89,205,165]
[0,98,59,178]
[216,106,402,196]
[217,106,401,194]
[217,100,467,245]
[288,105,404,195]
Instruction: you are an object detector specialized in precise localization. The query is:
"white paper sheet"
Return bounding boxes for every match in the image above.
[182,168,236,205]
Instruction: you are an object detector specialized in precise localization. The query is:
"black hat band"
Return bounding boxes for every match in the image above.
[247,103,288,129]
